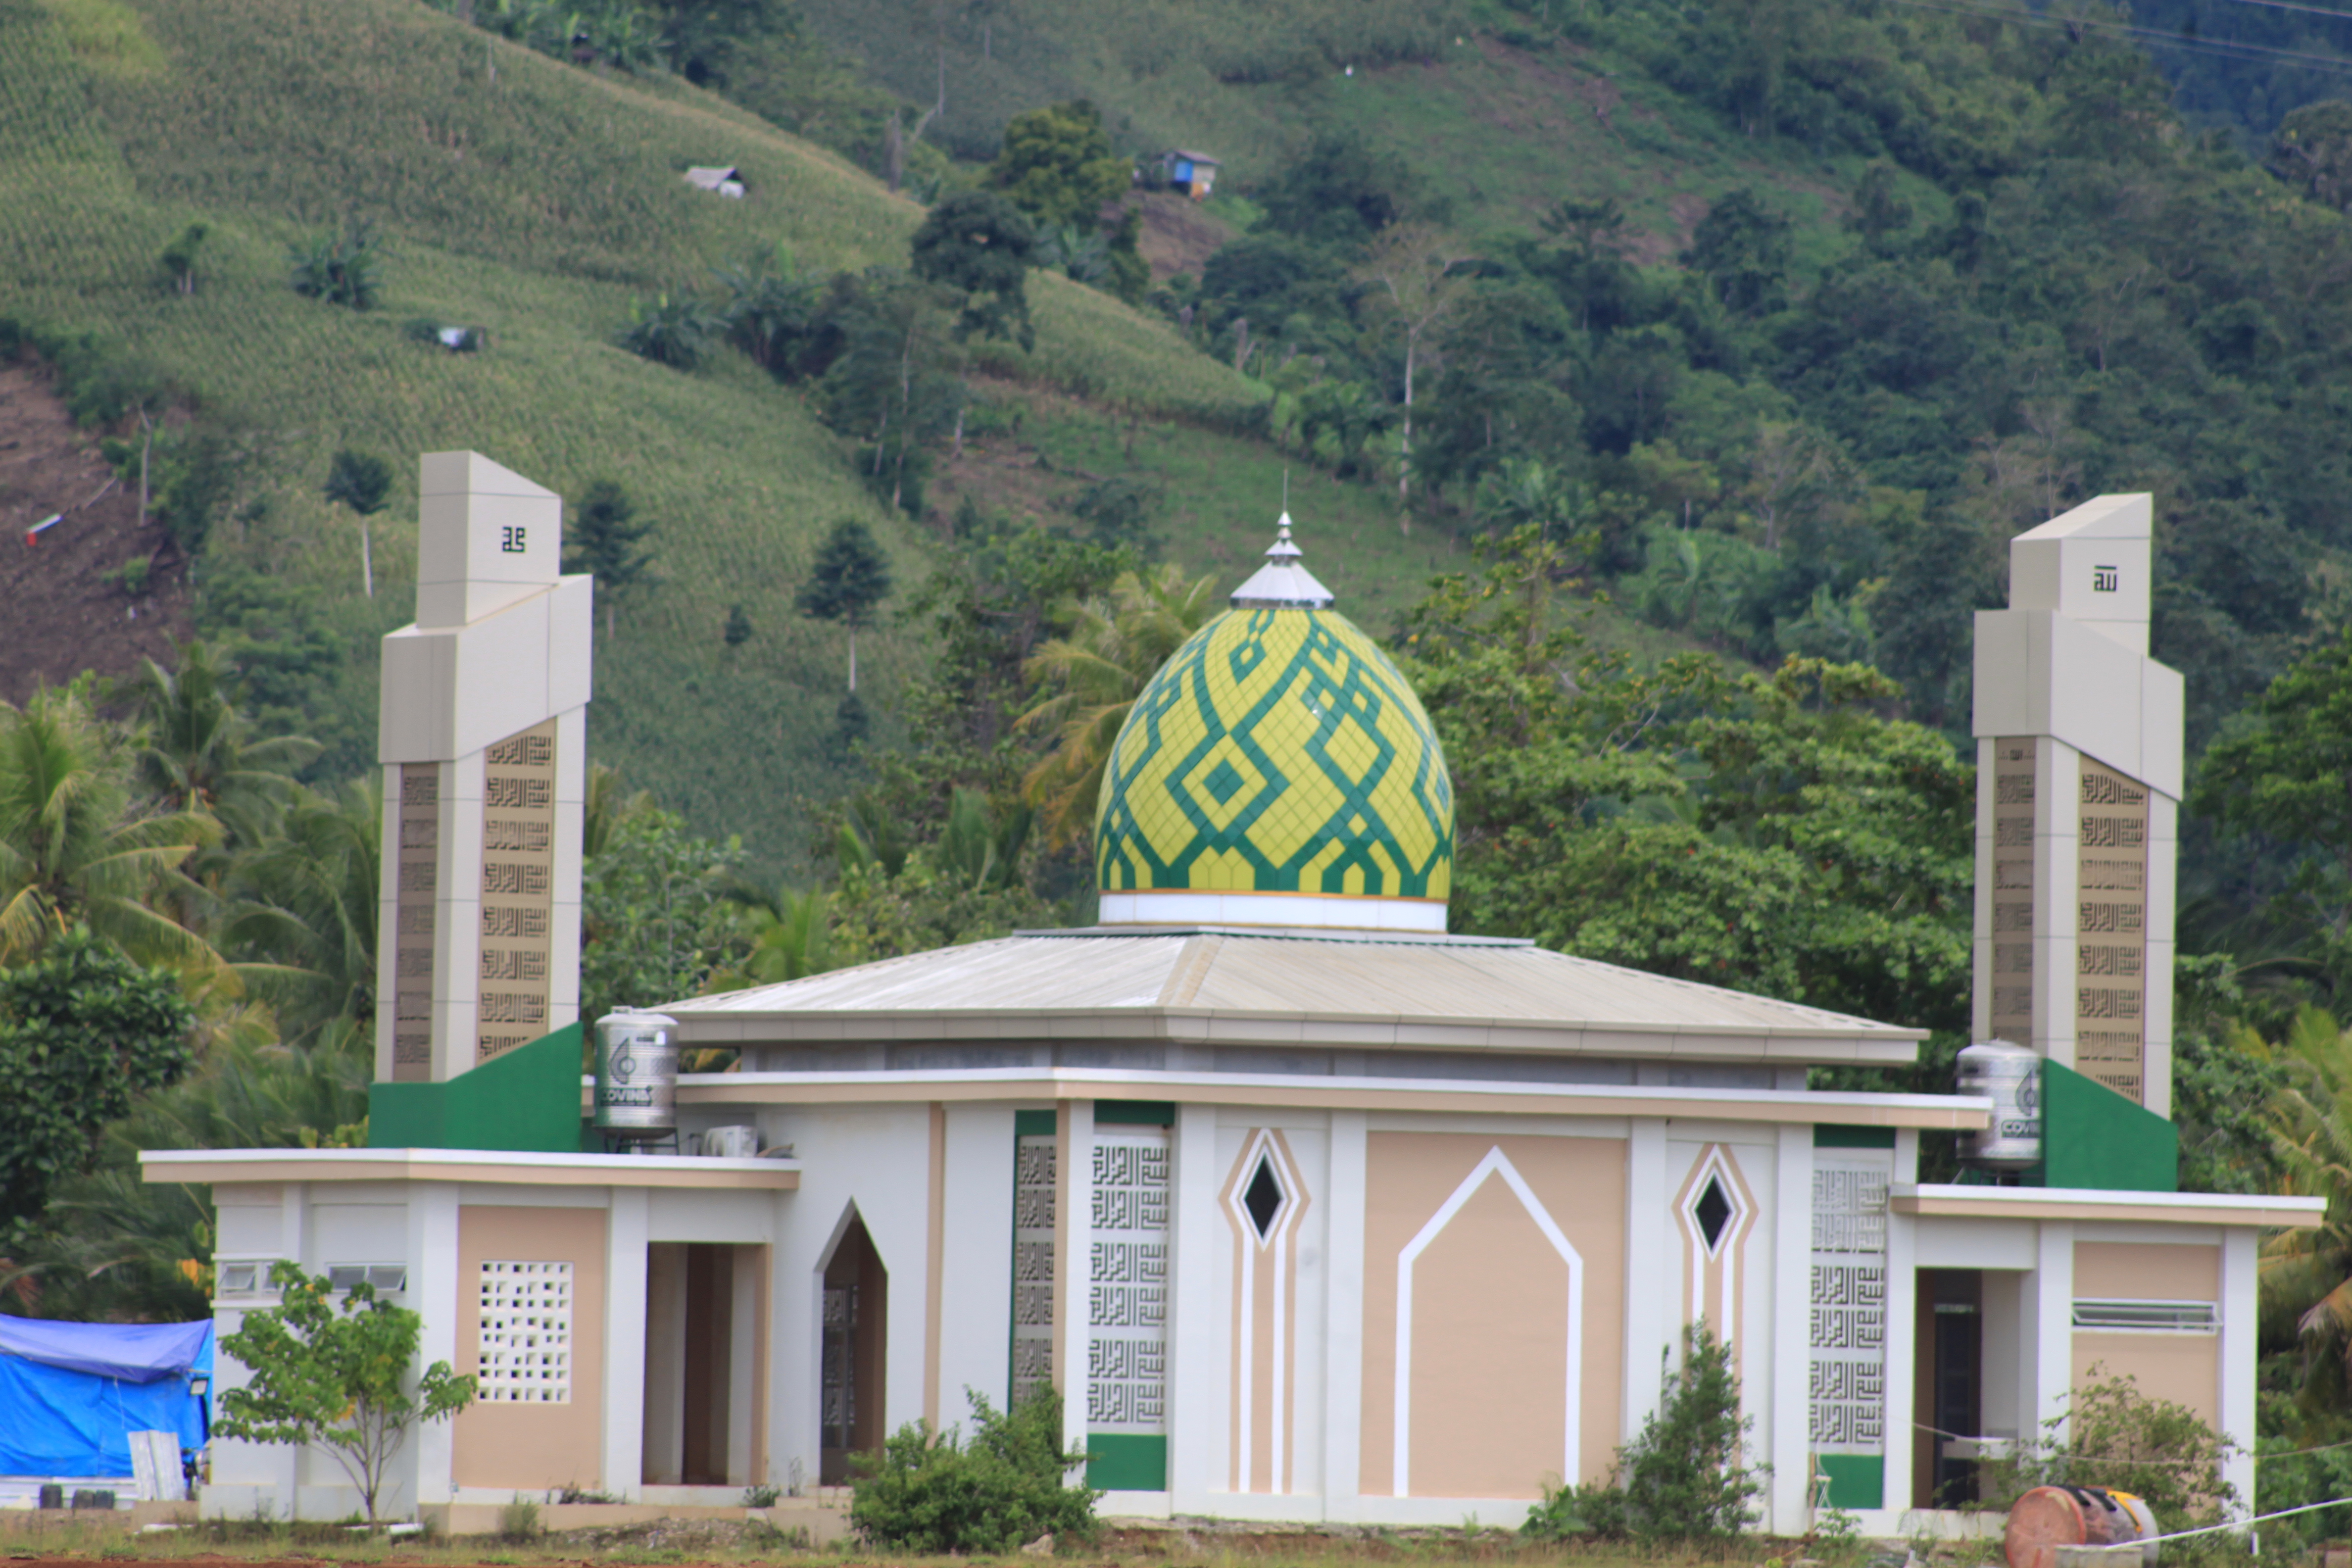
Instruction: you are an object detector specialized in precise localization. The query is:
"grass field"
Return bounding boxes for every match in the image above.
[0,0,1276,869]
[0,1513,1923,1568]
[0,0,1746,871]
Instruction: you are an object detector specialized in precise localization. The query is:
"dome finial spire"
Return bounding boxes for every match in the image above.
[1230,510,1332,608]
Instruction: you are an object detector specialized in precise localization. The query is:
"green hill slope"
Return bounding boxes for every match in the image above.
[0,0,1261,864]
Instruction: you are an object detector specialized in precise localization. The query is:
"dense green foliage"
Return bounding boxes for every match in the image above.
[0,930,192,1231]
[849,1390,1095,1553]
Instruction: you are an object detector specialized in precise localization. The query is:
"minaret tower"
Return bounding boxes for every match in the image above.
[1971,495,2184,1115]
[374,452,593,1083]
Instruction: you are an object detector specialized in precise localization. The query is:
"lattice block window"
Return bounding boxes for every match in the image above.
[478,1260,573,1403]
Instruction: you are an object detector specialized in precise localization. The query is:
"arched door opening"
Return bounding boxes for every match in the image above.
[819,1214,888,1485]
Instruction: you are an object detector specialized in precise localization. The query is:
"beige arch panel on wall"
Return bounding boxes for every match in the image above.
[1357,1132,1625,1500]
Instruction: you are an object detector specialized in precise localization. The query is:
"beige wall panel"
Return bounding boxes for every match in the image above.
[2073,1332,2219,1428]
[453,1205,606,1490]
[1358,1132,1625,1499]
[2074,1242,2218,1302]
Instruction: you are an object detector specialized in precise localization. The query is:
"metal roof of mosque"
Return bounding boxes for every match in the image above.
[662,929,1925,1062]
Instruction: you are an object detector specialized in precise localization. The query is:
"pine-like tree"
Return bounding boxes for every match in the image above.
[795,518,892,692]
[564,480,656,637]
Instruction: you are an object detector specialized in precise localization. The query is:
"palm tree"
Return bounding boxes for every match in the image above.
[0,688,220,969]
[2260,1008,2352,1418]
[1018,564,1221,847]
[220,780,381,1046]
[122,642,319,843]
[706,877,833,992]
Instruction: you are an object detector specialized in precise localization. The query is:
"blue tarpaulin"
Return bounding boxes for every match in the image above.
[0,1314,210,1476]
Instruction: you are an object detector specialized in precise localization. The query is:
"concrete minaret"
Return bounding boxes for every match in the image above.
[374,452,593,1083]
[1971,495,2184,1115]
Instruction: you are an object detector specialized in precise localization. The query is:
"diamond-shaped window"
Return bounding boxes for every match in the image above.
[1242,1156,1285,1240]
[1694,1176,1733,1253]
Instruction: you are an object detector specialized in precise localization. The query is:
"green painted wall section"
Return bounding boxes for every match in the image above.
[1816,1453,1883,1509]
[1095,1100,1176,1127]
[368,1023,588,1152]
[1814,1125,1896,1149]
[1014,1109,1059,1136]
[1086,1432,1166,1490]
[2038,1058,2177,1192]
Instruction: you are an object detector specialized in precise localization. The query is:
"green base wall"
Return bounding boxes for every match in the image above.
[2036,1058,2177,1192]
[1085,1432,1166,1491]
[1815,1453,1884,1509]
[368,1023,587,1152]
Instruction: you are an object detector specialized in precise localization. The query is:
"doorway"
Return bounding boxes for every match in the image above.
[819,1214,888,1486]
[643,1243,768,1486]
[1912,1269,1982,1508]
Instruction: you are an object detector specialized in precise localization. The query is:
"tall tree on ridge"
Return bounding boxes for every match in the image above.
[797,518,892,693]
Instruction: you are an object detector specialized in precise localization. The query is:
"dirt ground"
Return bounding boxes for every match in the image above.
[0,359,195,705]
[1119,190,1237,285]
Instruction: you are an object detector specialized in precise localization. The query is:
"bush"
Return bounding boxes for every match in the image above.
[849,1388,1095,1553]
[616,292,725,370]
[497,1495,539,1541]
[1976,1368,2241,1529]
[1522,1323,1765,1544]
[289,219,384,310]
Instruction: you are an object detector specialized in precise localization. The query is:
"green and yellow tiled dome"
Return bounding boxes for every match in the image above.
[1093,519,1454,931]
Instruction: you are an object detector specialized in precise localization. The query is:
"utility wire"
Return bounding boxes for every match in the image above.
[1912,1420,2352,1463]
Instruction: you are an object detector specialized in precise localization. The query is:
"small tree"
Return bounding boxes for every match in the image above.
[324,450,392,598]
[159,223,209,296]
[289,219,384,310]
[1525,1322,1764,1543]
[215,1260,475,1525]
[797,518,892,692]
[0,929,194,1230]
[910,191,1038,350]
[563,479,656,637]
[616,292,725,370]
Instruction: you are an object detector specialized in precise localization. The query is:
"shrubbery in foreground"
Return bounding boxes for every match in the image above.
[850,1388,1095,1553]
[1524,1323,1765,1543]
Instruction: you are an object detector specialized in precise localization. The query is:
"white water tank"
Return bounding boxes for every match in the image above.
[592,1009,679,1136]
[1958,1039,2042,1169]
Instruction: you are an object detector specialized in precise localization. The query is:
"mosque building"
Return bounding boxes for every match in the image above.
[146,454,2320,1535]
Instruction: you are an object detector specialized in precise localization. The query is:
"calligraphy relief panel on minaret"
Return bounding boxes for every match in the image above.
[1990,740,2036,1045]
[478,720,556,1065]
[2077,757,2149,1102]
[393,766,439,1082]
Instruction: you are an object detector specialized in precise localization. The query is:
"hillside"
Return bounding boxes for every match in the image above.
[0,0,1270,867]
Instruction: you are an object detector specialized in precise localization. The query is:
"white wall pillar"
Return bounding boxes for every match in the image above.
[2221,1228,2257,1516]
[2027,1222,2075,1440]
[604,1189,649,1499]
[1060,1100,1095,1467]
[1882,1195,1918,1521]
[1170,1103,1223,1514]
[1622,1121,1670,1444]
[1768,1126,1812,1533]
[1320,1110,1368,1520]
[408,1183,459,1507]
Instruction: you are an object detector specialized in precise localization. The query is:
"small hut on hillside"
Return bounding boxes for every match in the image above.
[1155,149,1220,198]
